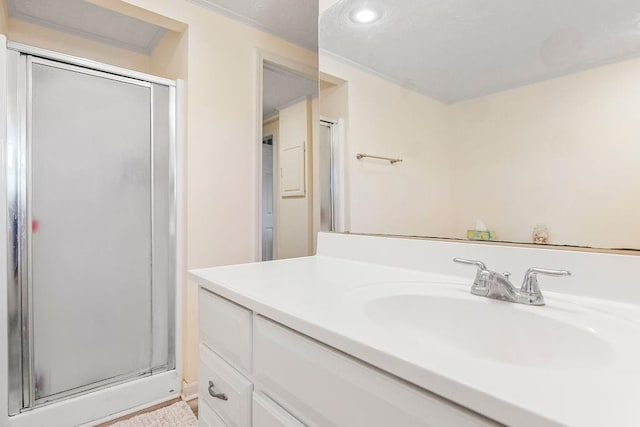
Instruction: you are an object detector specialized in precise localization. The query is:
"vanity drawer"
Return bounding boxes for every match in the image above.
[199,344,253,427]
[199,287,252,374]
[253,392,305,427]
[199,400,228,427]
[253,317,498,427]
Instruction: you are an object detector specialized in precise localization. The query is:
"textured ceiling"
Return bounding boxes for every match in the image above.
[190,0,318,50]
[263,64,318,118]
[321,0,640,103]
[7,0,166,54]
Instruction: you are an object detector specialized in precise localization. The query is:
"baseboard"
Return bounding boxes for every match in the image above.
[181,380,198,402]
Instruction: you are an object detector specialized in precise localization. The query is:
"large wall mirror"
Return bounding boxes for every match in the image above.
[318,0,640,250]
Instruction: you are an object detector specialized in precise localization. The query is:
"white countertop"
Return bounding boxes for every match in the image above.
[190,254,640,427]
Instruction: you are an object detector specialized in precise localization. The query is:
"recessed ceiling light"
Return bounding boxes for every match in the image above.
[350,8,381,24]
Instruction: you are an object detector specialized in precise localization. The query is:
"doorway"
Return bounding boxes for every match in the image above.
[258,54,318,260]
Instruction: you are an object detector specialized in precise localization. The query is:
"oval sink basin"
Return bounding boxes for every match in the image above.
[361,289,618,369]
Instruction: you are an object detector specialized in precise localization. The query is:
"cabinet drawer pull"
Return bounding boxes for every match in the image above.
[208,381,228,401]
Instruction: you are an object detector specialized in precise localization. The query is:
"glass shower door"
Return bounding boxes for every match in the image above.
[28,59,153,404]
[319,121,334,231]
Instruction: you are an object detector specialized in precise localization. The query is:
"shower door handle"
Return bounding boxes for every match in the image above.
[208,381,228,401]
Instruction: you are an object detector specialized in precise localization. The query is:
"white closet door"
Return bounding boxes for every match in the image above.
[262,142,275,261]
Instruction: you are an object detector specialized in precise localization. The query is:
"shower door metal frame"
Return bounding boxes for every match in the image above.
[6,42,180,416]
[319,116,346,233]
[319,119,336,232]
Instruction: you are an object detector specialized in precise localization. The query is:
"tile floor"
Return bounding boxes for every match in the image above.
[96,398,198,426]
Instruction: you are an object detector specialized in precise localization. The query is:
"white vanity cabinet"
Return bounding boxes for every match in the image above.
[197,288,497,427]
[252,392,305,427]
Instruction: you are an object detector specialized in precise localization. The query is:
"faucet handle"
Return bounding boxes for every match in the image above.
[526,267,571,277]
[453,258,490,292]
[453,258,487,271]
[521,267,571,297]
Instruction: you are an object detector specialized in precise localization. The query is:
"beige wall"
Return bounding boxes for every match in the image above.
[150,28,188,80]
[263,117,279,135]
[448,57,640,249]
[0,0,7,34]
[2,0,317,386]
[319,80,348,124]
[321,52,640,249]
[320,54,453,237]
[277,99,313,258]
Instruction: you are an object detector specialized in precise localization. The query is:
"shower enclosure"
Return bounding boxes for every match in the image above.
[4,43,180,425]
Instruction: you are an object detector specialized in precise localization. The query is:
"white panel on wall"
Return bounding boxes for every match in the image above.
[280,142,306,197]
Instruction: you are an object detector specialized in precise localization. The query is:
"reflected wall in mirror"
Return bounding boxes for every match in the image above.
[261,60,318,260]
[319,0,640,250]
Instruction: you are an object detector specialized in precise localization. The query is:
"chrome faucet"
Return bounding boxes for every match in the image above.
[453,258,570,306]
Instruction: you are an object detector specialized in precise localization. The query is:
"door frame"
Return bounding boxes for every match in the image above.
[254,49,317,261]
[2,41,184,426]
